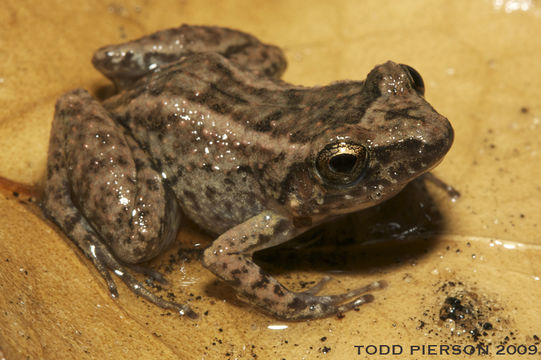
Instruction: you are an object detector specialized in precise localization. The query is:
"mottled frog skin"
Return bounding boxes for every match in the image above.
[42,25,454,320]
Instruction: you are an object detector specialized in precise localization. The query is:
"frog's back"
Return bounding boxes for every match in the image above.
[102,51,385,232]
[102,53,290,232]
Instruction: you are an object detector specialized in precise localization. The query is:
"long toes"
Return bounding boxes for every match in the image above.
[336,294,375,313]
[301,276,332,295]
[125,263,169,284]
[105,275,119,298]
[324,280,386,304]
[180,306,199,319]
[117,269,198,319]
[89,249,119,298]
[88,241,197,318]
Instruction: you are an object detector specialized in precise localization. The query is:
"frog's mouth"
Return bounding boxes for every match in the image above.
[374,112,454,177]
[371,138,453,183]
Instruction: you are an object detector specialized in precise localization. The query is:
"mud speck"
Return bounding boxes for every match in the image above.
[416,280,517,346]
[439,294,496,341]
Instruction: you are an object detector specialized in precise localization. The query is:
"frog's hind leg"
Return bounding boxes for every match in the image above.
[42,89,197,318]
[92,25,287,89]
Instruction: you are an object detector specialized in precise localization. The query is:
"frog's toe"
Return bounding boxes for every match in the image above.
[300,276,332,295]
[301,277,386,298]
[117,268,198,319]
[326,280,386,303]
[125,263,169,285]
[422,172,461,200]
[283,280,386,320]
[301,278,385,300]
[80,237,197,318]
[335,293,375,313]
[91,253,119,298]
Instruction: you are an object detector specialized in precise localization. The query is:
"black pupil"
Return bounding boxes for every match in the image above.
[329,154,357,173]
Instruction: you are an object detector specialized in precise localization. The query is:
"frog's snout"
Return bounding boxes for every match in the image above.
[417,114,454,172]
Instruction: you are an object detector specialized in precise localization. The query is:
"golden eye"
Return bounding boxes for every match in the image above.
[316,142,368,186]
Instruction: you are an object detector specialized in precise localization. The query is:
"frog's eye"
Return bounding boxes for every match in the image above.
[400,64,425,96]
[316,142,368,187]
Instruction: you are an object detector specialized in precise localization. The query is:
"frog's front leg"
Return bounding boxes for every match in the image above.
[42,89,196,318]
[203,211,383,320]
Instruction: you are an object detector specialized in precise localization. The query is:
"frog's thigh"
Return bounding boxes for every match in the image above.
[92,25,286,89]
[46,89,180,264]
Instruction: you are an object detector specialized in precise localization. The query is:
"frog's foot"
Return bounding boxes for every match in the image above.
[125,263,169,285]
[422,172,460,201]
[300,276,333,295]
[300,276,385,296]
[281,280,386,320]
[52,214,198,319]
[86,237,198,319]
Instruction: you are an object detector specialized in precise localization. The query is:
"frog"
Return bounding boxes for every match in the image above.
[41,24,454,320]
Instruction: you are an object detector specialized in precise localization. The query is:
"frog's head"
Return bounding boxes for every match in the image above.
[283,61,454,221]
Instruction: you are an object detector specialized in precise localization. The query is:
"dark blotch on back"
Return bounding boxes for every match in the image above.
[254,110,282,132]
[205,186,216,199]
[182,190,200,211]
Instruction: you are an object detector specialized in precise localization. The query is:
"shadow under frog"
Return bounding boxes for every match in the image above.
[255,178,449,275]
[41,25,455,320]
